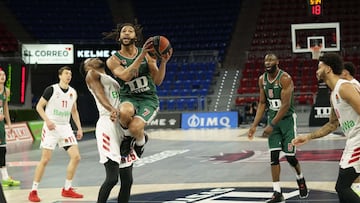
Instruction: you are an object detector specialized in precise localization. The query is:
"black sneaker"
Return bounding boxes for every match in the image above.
[133,133,149,158]
[297,177,309,198]
[266,191,284,203]
[120,136,132,157]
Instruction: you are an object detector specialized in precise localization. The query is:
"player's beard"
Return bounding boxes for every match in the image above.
[265,65,277,74]
[119,38,136,47]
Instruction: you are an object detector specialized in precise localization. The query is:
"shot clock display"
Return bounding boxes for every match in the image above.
[308,0,323,16]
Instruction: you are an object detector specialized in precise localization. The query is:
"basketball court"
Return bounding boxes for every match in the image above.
[3,126,345,202]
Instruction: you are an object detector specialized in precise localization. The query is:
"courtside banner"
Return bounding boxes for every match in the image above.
[74,44,118,62]
[181,111,238,129]
[22,44,74,64]
[5,122,34,143]
[146,112,181,129]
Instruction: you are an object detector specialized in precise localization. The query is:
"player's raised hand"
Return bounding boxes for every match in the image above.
[291,134,310,146]
[160,48,173,62]
[142,37,154,53]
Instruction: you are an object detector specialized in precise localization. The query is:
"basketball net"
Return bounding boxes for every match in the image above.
[310,45,322,60]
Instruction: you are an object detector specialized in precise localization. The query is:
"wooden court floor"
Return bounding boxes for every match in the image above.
[3,127,345,202]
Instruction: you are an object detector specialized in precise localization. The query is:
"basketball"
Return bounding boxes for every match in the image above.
[149,35,172,59]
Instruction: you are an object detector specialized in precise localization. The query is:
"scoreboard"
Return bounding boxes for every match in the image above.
[308,0,323,16]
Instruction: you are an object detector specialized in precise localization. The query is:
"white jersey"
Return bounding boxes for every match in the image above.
[331,79,360,172]
[88,73,120,117]
[350,78,360,88]
[88,72,138,167]
[45,84,77,125]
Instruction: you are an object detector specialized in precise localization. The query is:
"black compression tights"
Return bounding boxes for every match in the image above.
[97,159,133,203]
[335,167,360,203]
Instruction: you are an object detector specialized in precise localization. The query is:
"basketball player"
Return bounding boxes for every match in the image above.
[104,22,172,157]
[0,70,20,187]
[28,66,83,202]
[340,61,360,196]
[81,58,139,203]
[292,53,360,202]
[248,53,308,202]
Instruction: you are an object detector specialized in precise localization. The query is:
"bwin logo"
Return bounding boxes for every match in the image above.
[314,107,331,118]
[187,114,231,128]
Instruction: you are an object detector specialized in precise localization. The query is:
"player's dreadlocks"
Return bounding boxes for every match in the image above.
[102,20,144,47]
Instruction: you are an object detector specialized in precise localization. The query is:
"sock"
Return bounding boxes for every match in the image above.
[296,172,304,180]
[64,179,72,190]
[0,167,9,180]
[273,182,281,193]
[135,136,145,146]
[32,181,39,191]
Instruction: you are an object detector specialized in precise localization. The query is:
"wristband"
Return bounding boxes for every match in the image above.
[269,122,276,128]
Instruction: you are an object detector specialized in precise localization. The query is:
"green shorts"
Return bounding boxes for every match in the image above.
[121,95,159,124]
[268,113,297,155]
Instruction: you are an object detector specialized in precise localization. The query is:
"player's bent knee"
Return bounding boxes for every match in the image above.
[285,155,298,167]
[270,150,280,165]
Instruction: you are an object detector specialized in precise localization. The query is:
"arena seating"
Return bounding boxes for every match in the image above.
[5,0,114,42]
[132,0,241,62]
[0,22,18,54]
[131,0,240,111]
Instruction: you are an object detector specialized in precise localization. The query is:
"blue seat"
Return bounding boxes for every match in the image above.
[167,99,176,111]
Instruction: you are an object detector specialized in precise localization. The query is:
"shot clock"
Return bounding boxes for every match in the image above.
[308,0,323,16]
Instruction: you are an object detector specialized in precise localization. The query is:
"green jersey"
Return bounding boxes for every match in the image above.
[113,48,158,101]
[263,69,295,120]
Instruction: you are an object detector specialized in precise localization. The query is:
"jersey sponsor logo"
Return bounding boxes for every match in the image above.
[341,120,355,132]
[53,109,71,117]
[126,76,150,93]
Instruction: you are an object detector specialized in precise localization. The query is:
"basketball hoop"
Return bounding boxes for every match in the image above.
[310,45,322,60]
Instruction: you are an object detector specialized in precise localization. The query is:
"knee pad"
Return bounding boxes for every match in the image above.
[286,156,299,167]
[270,150,280,165]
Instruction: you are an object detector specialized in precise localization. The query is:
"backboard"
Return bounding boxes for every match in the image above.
[291,22,340,53]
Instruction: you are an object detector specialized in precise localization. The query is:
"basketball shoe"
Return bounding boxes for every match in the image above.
[61,187,83,198]
[2,177,21,187]
[133,133,149,158]
[28,190,41,202]
[297,177,309,198]
[266,191,284,203]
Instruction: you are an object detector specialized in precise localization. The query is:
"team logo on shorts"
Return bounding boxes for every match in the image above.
[142,108,150,117]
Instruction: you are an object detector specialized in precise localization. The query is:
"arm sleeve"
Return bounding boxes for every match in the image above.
[42,86,54,101]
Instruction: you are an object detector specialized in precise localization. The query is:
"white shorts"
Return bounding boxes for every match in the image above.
[340,143,360,173]
[40,123,77,150]
[96,116,139,168]
[96,116,122,164]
